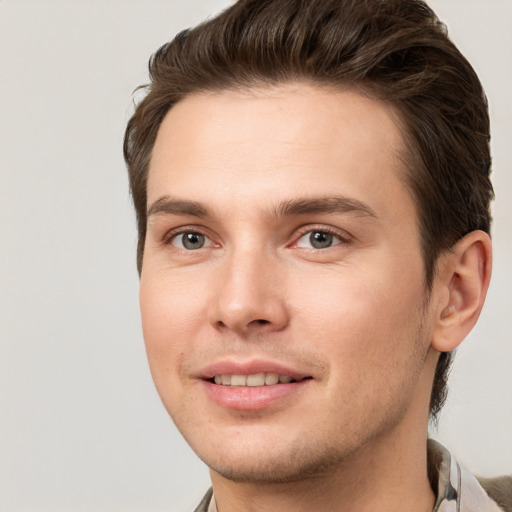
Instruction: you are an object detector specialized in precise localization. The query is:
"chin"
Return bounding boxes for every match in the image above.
[197,429,373,485]
[188,387,418,486]
[207,451,342,485]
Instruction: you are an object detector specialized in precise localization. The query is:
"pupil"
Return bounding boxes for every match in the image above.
[310,231,332,249]
[183,232,204,249]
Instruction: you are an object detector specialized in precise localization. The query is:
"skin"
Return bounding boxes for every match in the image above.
[140,84,491,512]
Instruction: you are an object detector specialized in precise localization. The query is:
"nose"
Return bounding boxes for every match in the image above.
[209,247,289,336]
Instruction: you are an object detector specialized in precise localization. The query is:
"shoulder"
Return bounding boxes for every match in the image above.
[477,475,512,512]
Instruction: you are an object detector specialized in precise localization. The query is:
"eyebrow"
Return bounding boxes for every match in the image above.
[273,196,377,219]
[147,195,377,220]
[147,196,213,218]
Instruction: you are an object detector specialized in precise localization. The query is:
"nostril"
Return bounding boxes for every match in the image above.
[216,319,270,329]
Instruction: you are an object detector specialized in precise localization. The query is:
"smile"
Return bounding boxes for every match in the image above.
[212,373,299,387]
[204,372,313,410]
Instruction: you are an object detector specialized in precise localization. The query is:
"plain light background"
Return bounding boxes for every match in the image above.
[0,1,510,511]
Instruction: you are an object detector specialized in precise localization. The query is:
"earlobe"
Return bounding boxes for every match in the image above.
[431,230,492,353]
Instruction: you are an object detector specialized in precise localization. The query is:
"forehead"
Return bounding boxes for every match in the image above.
[148,84,411,218]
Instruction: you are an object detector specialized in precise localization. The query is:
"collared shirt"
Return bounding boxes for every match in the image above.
[194,440,509,512]
[430,440,505,512]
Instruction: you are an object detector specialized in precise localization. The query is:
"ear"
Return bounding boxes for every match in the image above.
[431,230,492,353]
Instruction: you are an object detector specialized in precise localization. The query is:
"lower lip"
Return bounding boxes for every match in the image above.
[202,379,310,410]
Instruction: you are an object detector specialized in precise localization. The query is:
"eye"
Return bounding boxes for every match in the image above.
[295,230,344,249]
[171,231,211,250]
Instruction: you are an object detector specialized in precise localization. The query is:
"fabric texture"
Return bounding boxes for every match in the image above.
[194,440,511,512]
[429,440,510,512]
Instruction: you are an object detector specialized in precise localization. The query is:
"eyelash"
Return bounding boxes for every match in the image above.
[162,227,215,249]
[162,225,351,250]
[292,225,351,249]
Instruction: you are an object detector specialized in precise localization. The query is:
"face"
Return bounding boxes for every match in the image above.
[140,84,436,483]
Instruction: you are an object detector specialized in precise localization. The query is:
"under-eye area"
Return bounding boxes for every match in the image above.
[210,373,313,387]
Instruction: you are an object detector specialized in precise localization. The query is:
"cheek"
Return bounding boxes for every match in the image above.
[140,267,209,335]
[291,261,426,366]
[139,274,205,385]
[296,272,427,423]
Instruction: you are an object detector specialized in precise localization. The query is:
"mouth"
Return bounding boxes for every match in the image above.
[210,372,311,387]
[199,360,314,410]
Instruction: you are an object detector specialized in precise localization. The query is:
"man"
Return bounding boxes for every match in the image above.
[123,0,511,510]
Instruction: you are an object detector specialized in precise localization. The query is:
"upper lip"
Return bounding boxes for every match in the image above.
[197,359,312,381]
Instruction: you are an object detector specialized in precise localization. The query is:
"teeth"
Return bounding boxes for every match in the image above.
[212,372,296,387]
[231,375,246,386]
[265,373,279,385]
[246,373,265,387]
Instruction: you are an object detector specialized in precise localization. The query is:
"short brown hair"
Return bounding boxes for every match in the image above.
[123,0,493,420]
